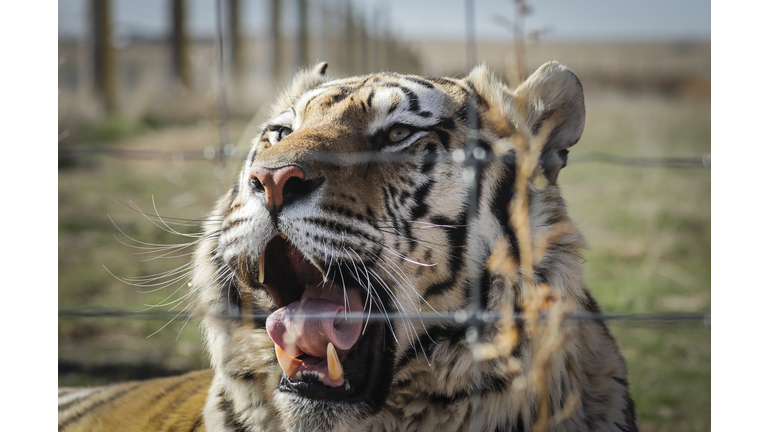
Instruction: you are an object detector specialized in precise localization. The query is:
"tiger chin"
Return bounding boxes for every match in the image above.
[59,62,638,432]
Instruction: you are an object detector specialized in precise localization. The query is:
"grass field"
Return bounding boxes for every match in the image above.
[58,41,710,431]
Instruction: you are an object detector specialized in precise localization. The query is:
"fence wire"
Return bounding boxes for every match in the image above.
[58,309,711,328]
[59,145,712,168]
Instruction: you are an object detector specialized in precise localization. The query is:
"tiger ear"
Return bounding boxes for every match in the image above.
[269,63,330,116]
[312,62,329,76]
[511,61,585,183]
[287,62,329,93]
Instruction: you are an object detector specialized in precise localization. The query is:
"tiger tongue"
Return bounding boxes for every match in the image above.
[266,284,364,358]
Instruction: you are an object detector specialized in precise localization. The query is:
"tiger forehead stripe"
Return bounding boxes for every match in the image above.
[367,88,403,133]
[295,86,329,122]
[367,84,446,135]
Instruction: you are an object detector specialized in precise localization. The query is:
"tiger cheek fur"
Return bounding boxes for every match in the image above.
[59,62,637,432]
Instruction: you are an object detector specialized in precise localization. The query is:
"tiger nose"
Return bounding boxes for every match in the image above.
[250,165,307,214]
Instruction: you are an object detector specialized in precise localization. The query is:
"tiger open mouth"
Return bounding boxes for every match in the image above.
[259,236,389,402]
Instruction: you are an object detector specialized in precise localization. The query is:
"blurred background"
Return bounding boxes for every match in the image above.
[58,1,710,431]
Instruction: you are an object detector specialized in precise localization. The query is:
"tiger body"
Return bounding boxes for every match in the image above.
[59,62,638,432]
[58,370,211,431]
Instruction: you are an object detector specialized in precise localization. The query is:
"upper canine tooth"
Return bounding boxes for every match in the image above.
[258,254,265,283]
[275,343,302,378]
[327,342,344,382]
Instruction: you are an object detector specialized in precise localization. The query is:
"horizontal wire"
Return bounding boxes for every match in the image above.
[570,152,711,168]
[59,145,711,168]
[59,146,221,161]
[57,309,711,327]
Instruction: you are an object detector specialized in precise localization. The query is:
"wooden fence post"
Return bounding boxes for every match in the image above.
[269,0,283,83]
[228,0,243,86]
[171,0,193,89]
[91,0,117,113]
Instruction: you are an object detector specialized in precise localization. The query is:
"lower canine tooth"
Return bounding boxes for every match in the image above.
[258,254,265,283]
[275,343,302,378]
[327,342,344,381]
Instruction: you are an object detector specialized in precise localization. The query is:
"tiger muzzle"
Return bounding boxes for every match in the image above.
[250,164,325,219]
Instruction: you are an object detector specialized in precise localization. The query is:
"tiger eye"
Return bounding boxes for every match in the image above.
[278,127,292,141]
[388,126,411,142]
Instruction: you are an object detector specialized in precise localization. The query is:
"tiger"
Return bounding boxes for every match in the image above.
[59,61,638,432]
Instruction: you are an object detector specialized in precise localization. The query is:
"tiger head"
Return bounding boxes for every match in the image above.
[192,62,609,432]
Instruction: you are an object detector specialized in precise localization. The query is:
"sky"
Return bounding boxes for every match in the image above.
[58,0,711,42]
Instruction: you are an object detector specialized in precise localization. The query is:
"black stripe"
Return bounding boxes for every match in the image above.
[58,388,106,413]
[146,375,204,427]
[329,92,350,105]
[404,76,435,89]
[229,181,239,208]
[216,278,242,321]
[423,76,460,87]
[484,372,514,393]
[420,143,438,174]
[154,374,200,409]
[479,269,493,310]
[422,278,457,301]
[303,92,323,111]
[221,217,247,233]
[464,81,489,109]
[217,391,249,432]
[491,152,521,263]
[434,128,452,151]
[396,372,513,408]
[384,83,420,112]
[613,376,629,387]
[190,417,204,432]
[58,383,141,431]
[230,371,258,382]
[621,388,639,432]
[393,322,465,373]
[427,390,468,405]
[302,217,381,245]
[615,421,637,432]
[382,185,402,242]
[530,403,539,430]
[515,412,525,432]
[422,214,467,300]
[409,179,434,221]
[439,116,456,131]
[459,102,481,130]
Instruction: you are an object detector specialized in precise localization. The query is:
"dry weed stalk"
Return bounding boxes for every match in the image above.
[481,113,578,431]
[493,0,551,86]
